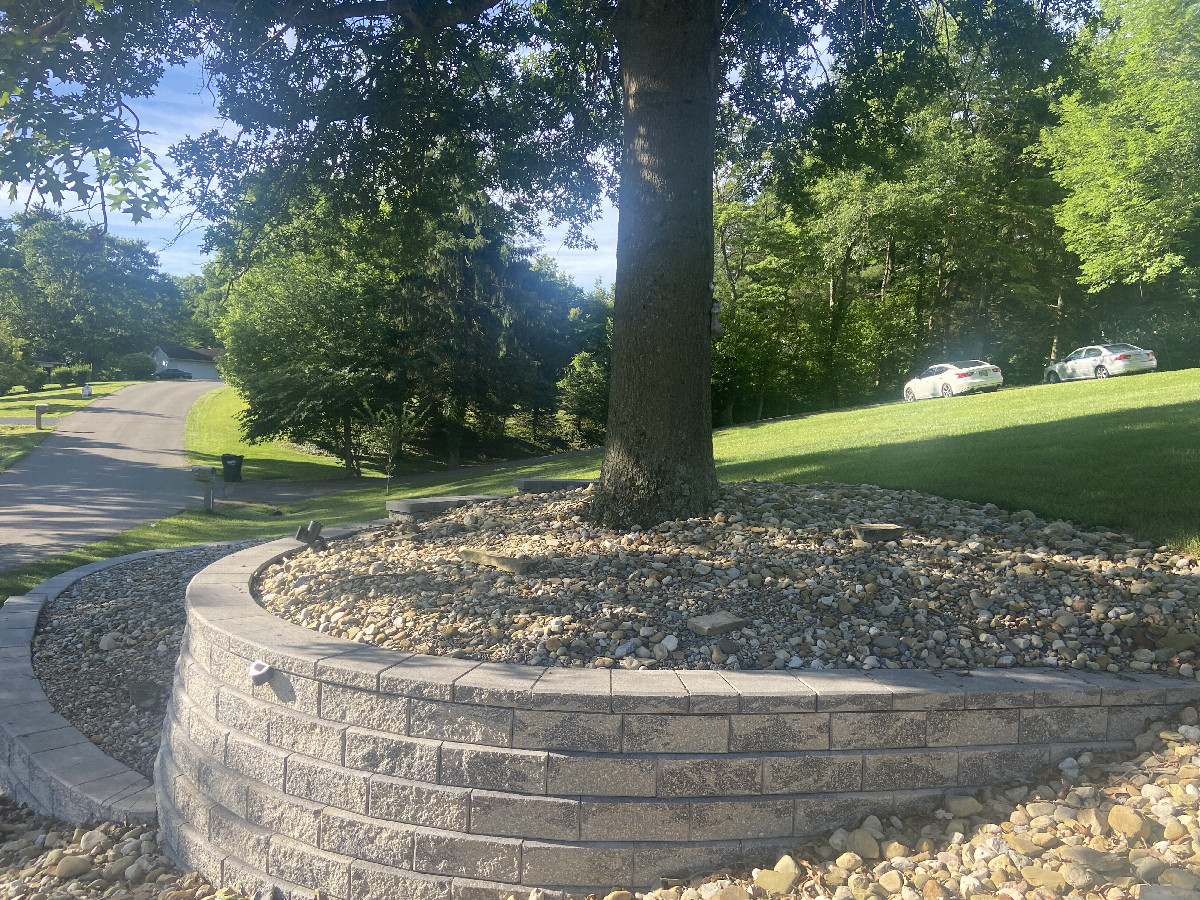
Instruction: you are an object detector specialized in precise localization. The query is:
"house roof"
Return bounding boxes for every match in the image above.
[155,345,223,362]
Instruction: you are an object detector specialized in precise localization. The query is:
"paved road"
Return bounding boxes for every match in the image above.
[0,381,221,573]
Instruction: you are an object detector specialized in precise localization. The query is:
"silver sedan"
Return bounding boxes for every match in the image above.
[1044,344,1157,383]
[903,360,1003,401]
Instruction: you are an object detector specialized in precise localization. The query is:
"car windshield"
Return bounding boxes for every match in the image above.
[1103,343,1141,352]
[950,360,988,369]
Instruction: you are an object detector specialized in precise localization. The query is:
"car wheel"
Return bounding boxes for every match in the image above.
[940,383,953,398]
[1046,372,1060,384]
[903,388,916,402]
[1095,365,1109,378]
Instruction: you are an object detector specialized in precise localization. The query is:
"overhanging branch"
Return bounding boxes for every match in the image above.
[193,0,502,33]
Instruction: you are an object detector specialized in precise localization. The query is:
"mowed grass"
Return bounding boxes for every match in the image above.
[0,425,48,472]
[3,368,1196,602]
[0,382,137,419]
[186,386,357,481]
[393,369,1200,552]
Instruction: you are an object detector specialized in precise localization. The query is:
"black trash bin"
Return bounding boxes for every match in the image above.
[220,453,245,482]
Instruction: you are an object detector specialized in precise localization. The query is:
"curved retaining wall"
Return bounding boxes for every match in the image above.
[159,532,1200,900]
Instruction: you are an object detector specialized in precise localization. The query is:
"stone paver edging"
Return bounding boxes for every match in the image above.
[0,551,195,825]
[158,526,1200,900]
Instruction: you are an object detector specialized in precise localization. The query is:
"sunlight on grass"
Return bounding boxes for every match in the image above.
[185,386,355,482]
[0,382,137,419]
[0,426,48,472]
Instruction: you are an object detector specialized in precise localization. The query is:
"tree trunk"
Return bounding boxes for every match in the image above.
[1049,289,1064,362]
[592,0,720,527]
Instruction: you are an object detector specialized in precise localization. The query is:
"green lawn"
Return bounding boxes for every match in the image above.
[3,368,1197,602]
[0,425,48,472]
[0,382,137,419]
[185,387,358,481]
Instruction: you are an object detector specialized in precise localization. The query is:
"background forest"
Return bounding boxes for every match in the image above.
[0,0,1196,470]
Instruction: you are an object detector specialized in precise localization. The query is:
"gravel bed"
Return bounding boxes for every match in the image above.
[259,483,1200,676]
[30,543,263,778]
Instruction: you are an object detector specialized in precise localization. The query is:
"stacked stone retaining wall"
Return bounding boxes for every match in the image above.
[158,533,1200,900]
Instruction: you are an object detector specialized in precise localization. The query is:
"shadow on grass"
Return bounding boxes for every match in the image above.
[717,399,1200,549]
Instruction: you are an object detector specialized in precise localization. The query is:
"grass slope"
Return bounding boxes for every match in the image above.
[0,382,136,419]
[0,426,47,472]
[185,387,353,481]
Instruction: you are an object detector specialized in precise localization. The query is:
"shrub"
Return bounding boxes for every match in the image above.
[23,368,48,391]
[71,364,93,386]
[50,366,74,387]
[117,352,155,380]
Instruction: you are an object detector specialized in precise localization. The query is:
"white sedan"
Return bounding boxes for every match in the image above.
[1044,343,1157,383]
[903,360,1003,401]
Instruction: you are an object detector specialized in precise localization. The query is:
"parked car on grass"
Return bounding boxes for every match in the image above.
[151,367,194,380]
[1044,344,1156,383]
[903,360,1003,401]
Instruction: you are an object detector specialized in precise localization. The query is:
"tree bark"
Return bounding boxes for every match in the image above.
[592,0,720,527]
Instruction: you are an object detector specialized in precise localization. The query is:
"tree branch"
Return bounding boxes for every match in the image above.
[194,0,501,33]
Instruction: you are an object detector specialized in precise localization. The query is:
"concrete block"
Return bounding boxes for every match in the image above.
[958,745,1049,786]
[369,773,471,832]
[270,834,353,899]
[410,699,513,746]
[676,671,741,713]
[175,822,225,887]
[180,657,222,719]
[1108,704,1180,740]
[350,859,453,900]
[865,669,965,710]
[719,671,816,713]
[529,667,612,712]
[267,707,347,763]
[247,782,324,846]
[729,713,829,752]
[927,708,1020,747]
[762,753,863,795]
[319,806,416,867]
[170,771,215,834]
[470,790,579,841]
[254,669,321,718]
[209,806,272,871]
[611,670,688,713]
[19,725,89,754]
[285,754,369,814]
[623,714,730,753]
[0,700,71,737]
[378,656,479,703]
[216,686,271,742]
[830,711,927,750]
[224,731,289,792]
[691,798,794,840]
[520,842,633,889]
[1005,670,1102,707]
[955,670,1034,709]
[317,645,415,690]
[345,728,440,781]
[794,792,891,838]
[196,757,250,819]
[579,799,689,842]
[221,855,297,900]
[1020,706,1108,744]
[632,843,742,888]
[320,682,409,732]
[440,744,546,794]
[450,876,532,900]
[657,755,761,798]
[412,828,521,882]
[862,749,959,791]
[181,699,230,760]
[452,663,542,707]
[546,753,657,797]
[795,671,893,711]
[512,710,620,752]
[387,495,502,518]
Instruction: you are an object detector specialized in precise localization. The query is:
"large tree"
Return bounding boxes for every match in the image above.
[0,0,993,524]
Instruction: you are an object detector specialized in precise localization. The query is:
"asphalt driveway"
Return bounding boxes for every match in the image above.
[0,381,221,573]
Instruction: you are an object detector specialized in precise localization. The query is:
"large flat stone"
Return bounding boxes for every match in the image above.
[686,611,748,636]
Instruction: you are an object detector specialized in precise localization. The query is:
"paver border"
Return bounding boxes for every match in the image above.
[0,542,271,824]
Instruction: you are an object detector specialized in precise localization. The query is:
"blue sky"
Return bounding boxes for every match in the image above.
[4,63,618,288]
